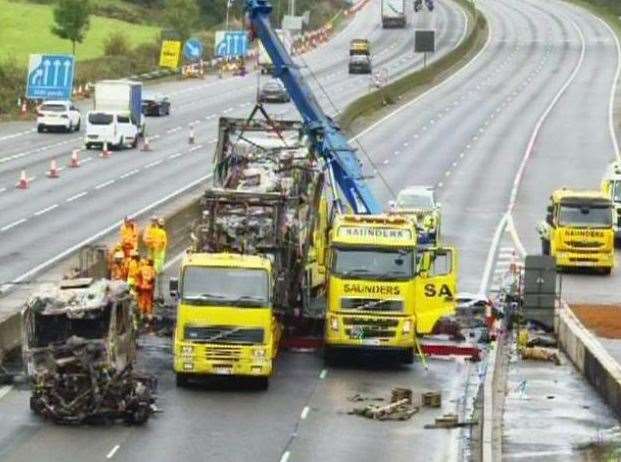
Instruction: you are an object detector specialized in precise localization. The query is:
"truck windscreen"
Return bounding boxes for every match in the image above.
[613,181,621,203]
[332,248,414,280]
[559,204,612,227]
[181,266,269,307]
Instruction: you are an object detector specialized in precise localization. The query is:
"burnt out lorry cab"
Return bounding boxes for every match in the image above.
[21,278,154,425]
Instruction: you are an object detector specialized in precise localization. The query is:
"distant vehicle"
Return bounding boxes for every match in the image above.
[36,100,81,133]
[142,92,170,116]
[349,39,370,56]
[258,79,290,103]
[381,0,407,28]
[85,80,145,150]
[258,29,293,75]
[393,185,442,244]
[348,54,372,74]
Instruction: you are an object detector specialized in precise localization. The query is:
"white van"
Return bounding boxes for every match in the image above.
[84,111,141,150]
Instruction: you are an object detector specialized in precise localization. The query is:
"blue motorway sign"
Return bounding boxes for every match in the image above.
[26,54,75,100]
[215,31,248,58]
[184,38,204,61]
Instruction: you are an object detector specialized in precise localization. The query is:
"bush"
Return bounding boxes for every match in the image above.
[0,59,27,116]
[104,32,131,56]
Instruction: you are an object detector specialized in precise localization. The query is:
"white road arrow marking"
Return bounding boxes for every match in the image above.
[63,60,71,86]
[42,59,51,84]
[52,60,61,86]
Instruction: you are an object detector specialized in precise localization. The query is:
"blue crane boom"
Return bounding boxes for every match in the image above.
[245,0,382,214]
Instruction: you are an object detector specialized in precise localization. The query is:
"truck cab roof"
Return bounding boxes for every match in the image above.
[550,189,611,203]
[183,252,272,271]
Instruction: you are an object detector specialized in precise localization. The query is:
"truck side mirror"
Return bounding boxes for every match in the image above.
[546,205,553,214]
[169,278,179,298]
[546,214,553,225]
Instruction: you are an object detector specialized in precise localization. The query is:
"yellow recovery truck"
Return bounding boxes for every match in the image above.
[170,117,324,388]
[537,189,615,274]
[324,214,457,363]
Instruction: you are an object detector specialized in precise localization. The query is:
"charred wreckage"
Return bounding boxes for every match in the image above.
[21,278,156,425]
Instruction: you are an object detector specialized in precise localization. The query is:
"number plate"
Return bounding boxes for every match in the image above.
[214,367,232,375]
[362,338,380,346]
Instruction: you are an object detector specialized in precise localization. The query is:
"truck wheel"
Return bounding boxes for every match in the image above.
[176,373,189,387]
[131,136,138,148]
[541,239,550,255]
[75,120,81,131]
[126,403,151,425]
[29,396,43,415]
[602,267,612,276]
[255,377,269,390]
[324,347,338,366]
[402,348,415,364]
[37,125,44,133]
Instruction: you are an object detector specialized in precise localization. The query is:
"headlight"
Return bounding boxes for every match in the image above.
[253,348,266,358]
[402,319,413,334]
[181,345,194,355]
[330,316,339,331]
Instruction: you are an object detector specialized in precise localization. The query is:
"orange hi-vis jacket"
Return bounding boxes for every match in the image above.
[137,263,156,290]
[121,223,139,250]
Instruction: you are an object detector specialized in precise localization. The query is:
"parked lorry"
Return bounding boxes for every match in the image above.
[21,278,156,424]
[601,160,621,241]
[324,214,457,363]
[85,80,145,150]
[382,0,407,28]
[537,189,615,273]
[170,117,325,388]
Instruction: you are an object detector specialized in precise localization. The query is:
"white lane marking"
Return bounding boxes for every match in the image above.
[95,179,115,190]
[166,126,182,134]
[300,406,310,419]
[0,385,12,401]
[0,137,81,164]
[82,157,93,164]
[592,16,621,159]
[34,204,59,216]
[1,218,27,232]
[106,445,120,459]
[169,152,183,159]
[0,187,6,193]
[189,144,203,152]
[66,191,88,202]
[120,169,139,179]
[319,369,327,379]
[144,160,162,169]
[279,451,291,462]
[0,173,214,295]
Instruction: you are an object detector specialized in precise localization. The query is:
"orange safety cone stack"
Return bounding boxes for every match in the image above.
[100,142,111,158]
[16,170,29,189]
[141,136,152,152]
[47,159,60,178]
[69,149,80,168]
[189,125,195,145]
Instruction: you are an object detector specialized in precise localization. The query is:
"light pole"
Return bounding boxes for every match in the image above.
[225,0,233,31]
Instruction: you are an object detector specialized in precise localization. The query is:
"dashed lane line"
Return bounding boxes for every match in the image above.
[144,160,163,169]
[66,191,88,202]
[106,445,120,459]
[33,204,59,216]
[1,218,27,232]
[120,169,139,179]
[95,179,115,190]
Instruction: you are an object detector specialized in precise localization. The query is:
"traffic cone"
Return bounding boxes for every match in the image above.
[188,126,195,145]
[16,170,29,189]
[47,159,60,178]
[141,136,152,152]
[69,149,80,168]
[100,142,111,158]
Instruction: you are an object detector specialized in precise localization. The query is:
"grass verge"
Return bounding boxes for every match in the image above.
[0,0,160,65]
[337,0,488,135]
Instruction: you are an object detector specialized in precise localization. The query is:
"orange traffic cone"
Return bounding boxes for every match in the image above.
[189,126,195,145]
[47,159,60,178]
[100,142,111,158]
[16,170,29,189]
[69,149,80,168]
[141,136,152,152]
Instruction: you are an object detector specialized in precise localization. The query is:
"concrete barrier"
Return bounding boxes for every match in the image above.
[557,304,621,418]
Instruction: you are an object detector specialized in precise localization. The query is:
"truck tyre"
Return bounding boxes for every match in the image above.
[176,373,189,387]
[131,136,138,148]
[541,239,550,255]
[402,348,415,364]
[37,125,44,133]
[324,346,337,366]
[75,120,81,131]
[602,267,612,276]
[255,377,269,390]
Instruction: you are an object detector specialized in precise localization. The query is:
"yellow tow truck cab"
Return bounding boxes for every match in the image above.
[324,214,457,363]
[537,189,615,273]
[601,160,621,240]
[171,252,282,389]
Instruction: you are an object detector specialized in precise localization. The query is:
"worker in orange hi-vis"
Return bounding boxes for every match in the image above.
[110,247,126,281]
[137,258,156,320]
[125,250,141,291]
[143,216,158,258]
[152,218,168,274]
[120,217,139,258]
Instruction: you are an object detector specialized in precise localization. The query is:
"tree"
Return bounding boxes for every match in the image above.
[51,0,92,55]
[164,0,200,42]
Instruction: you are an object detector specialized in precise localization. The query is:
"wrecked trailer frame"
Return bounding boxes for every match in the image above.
[21,278,156,425]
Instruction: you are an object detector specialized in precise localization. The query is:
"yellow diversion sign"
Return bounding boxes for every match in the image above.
[159,40,182,69]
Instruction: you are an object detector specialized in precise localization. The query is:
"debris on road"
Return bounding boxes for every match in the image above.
[349,388,443,421]
[520,347,561,365]
[424,413,478,429]
[21,278,157,425]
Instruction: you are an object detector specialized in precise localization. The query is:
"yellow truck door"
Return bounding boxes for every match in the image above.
[415,246,457,334]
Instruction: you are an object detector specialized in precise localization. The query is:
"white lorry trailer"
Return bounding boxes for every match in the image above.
[382,0,407,28]
[85,80,145,150]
